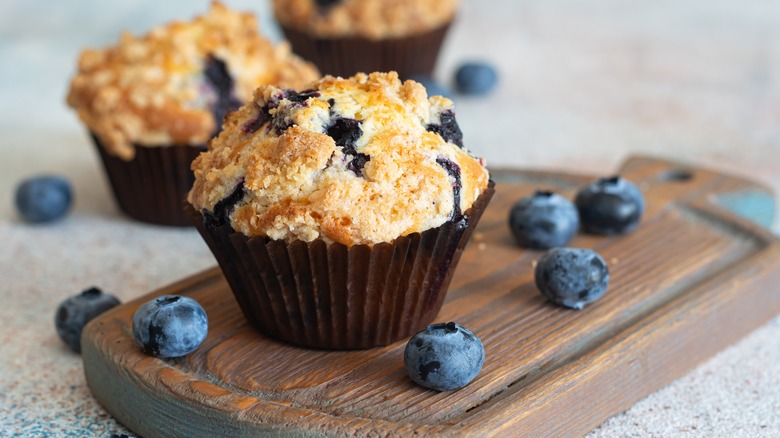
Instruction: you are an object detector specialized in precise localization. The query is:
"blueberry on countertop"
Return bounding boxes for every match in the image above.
[15,175,72,223]
[55,287,121,353]
[404,322,484,391]
[454,62,498,95]
[409,75,454,99]
[534,248,610,310]
[509,191,579,249]
[575,176,645,235]
[132,295,208,359]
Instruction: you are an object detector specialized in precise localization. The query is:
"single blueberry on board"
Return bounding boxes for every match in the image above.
[132,295,208,359]
[509,191,579,249]
[404,322,484,391]
[575,176,645,235]
[534,248,610,310]
[15,175,73,223]
[408,75,454,100]
[55,287,121,353]
[455,62,498,95]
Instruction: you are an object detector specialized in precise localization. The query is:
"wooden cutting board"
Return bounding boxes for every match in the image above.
[82,156,780,437]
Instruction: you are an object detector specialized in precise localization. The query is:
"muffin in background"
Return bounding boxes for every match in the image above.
[185,71,493,349]
[273,0,458,78]
[67,1,319,226]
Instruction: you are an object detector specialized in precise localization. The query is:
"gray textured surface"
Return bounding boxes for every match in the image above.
[1,0,779,436]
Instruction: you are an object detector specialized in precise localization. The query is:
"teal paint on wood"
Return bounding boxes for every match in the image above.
[715,190,776,230]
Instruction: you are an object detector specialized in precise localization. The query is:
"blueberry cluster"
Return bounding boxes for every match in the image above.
[507,176,645,310]
[509,176,644,250]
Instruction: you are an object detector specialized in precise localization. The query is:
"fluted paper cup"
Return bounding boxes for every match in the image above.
[186,181,494,349]
[91,133,202,227]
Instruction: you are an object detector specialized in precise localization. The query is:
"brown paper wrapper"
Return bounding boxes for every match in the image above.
[279,22,452,79]
[91,133,203,227]
[185,181,495,349]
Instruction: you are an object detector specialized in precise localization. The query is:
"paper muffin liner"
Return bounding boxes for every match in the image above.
[91,133,203,227]
[185,181,494,349]
[279,22,452,79]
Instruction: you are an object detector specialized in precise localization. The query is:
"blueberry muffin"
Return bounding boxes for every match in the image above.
[185,71,493,349]
[66,2,319,226]
[272,0,458,78]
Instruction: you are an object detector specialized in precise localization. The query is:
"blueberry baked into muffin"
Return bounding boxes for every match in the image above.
[273,0,458,78]
[186,71,493,349]
[66,1,318,226]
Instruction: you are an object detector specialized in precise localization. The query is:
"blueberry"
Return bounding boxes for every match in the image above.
[204,56,241,135]
[404,322,484,391]
[575,176,645,235]
[202,178,245,229]
[325,117,369,176]
[509,191,579,249]
[454,62,498,95]
[426,109,464,148]
[132,295,208,359]
[15,176,73,223]
[55,287,121,353]
[408,75,454,99]
[435,157,463,220]
[534,248,609,310]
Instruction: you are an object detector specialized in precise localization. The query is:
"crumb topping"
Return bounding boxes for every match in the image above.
[67,1,319,160]
[188,71,489,246]
[273,0,458,39]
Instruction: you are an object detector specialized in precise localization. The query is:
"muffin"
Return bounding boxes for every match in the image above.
[67,2,319,226]
[273,0,457,78]
[185,71,493,349]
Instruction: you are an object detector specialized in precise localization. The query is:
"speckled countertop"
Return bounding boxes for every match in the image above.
[2,0,780,436]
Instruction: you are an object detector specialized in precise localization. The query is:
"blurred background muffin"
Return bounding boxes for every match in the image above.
[273,0,458,78]
[67,1,319,226]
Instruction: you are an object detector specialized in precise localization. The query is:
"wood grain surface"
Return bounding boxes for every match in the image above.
[81,156,780,437]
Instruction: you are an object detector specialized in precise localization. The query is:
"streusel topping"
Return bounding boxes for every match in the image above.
[188,71,489,246]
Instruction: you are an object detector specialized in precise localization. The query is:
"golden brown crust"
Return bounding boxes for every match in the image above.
[67,1,319,160]
[188,71,489,246]
[272,0,458,39]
